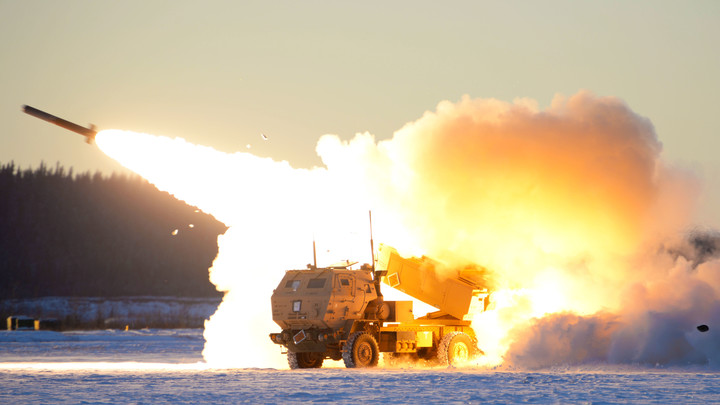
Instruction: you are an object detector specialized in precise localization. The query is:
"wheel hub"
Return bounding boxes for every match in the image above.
[452,342,469,362]
[357,342,372,364]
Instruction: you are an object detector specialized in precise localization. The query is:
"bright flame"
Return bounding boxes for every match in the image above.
[93,91,718,369]
[95,130,383,368]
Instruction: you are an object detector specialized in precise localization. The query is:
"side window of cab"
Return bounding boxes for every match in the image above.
[336,274,354,297]
[285,279,301,291]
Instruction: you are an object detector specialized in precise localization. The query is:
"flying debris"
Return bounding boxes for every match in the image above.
[698,325,710,332]
[22,105,98,144]
[261,133,268,140]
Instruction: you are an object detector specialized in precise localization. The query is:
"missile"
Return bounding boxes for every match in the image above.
[22,105,97,144]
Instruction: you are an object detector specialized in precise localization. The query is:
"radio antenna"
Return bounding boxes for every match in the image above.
[369,210,383,299]
[369,210,375,271]
[312,235,318,269]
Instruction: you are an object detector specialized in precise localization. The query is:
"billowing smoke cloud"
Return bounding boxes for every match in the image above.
[505,233,720,369]
[319,92,693,274]
[96,90,715,369]
[317,91,708,367]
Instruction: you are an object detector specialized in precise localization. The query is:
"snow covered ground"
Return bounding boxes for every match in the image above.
[0,329,204,363]
[1,329,720,404]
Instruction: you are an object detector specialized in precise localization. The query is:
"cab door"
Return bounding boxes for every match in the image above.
[335,274,355,300]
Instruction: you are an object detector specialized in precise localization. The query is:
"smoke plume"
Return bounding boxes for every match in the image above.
[315,91,712,368]
[96,90,717,369]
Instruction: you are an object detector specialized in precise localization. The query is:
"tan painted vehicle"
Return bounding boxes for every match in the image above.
[269,243,490,368]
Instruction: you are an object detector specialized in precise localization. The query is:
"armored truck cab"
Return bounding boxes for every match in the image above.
[270,264,379,368]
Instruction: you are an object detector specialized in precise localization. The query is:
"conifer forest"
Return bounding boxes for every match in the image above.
[0,162,227,299]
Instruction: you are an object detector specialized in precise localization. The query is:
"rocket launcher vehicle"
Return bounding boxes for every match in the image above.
[269,243,491,369]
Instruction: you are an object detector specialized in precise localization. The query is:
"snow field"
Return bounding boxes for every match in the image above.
[1,329,720,404]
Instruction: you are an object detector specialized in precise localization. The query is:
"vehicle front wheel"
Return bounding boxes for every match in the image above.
[342,332,379,368]
[288,351,324,369]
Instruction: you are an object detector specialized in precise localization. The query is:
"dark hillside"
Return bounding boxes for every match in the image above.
[0,162,227,298]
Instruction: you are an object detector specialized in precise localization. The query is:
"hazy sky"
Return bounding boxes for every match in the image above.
[1,1,719,224]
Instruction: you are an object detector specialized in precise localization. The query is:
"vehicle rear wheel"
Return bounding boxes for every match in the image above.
[288,352,324,369]
[438,332,475,367]
[342,332,379,368]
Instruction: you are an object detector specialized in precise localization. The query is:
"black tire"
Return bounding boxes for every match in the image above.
[438,332,475,367]
[288,352,324,369]
[342,332,379,368]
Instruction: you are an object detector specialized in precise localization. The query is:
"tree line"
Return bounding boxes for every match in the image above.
[0,162,227,299]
